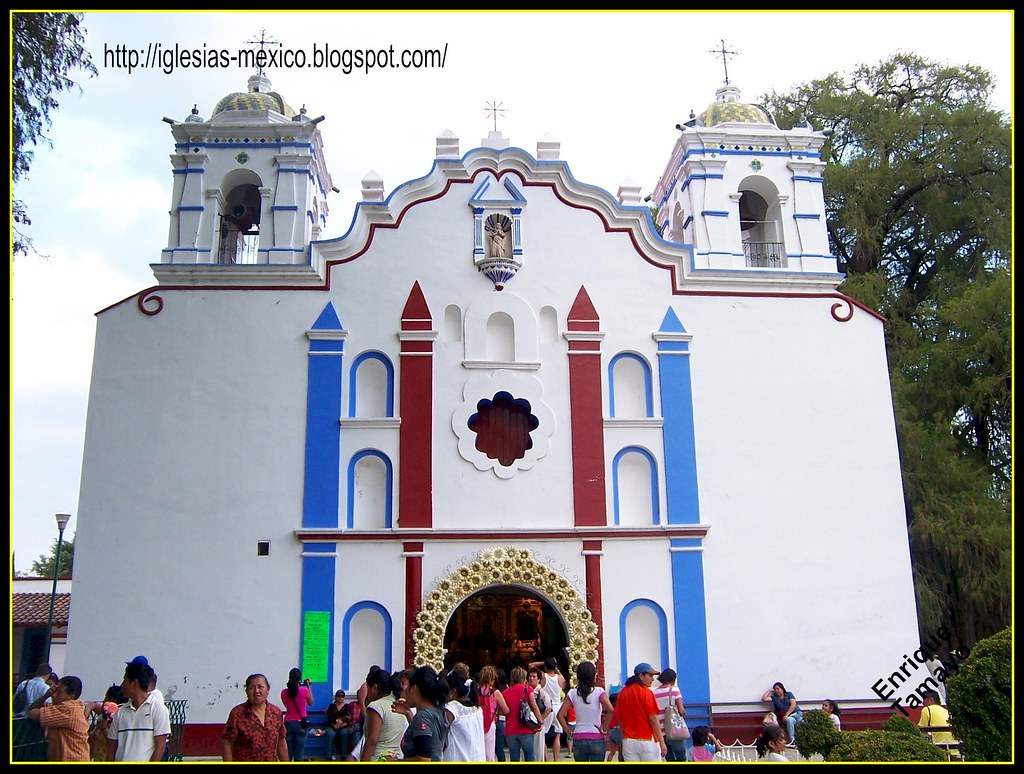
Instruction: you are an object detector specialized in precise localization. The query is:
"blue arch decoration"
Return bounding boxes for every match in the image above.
[341,601,393,690]
[346,449,394,529]
[608,352,654,418]
[347,351,395,418]
[612,446,661,526]
[619,598,670,685]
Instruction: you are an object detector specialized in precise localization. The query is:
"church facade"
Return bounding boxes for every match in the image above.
[66,73,920,749]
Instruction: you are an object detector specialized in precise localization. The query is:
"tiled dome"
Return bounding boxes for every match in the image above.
[212,74,296,118]
[698,84,773,127]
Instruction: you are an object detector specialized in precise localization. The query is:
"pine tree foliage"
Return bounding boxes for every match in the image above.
[764,54,1010,650]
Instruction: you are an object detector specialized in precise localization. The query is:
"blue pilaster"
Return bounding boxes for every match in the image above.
[656,308,710,729]
[670,538,711,729]
[655,308,699,524]
[300,302,345,696]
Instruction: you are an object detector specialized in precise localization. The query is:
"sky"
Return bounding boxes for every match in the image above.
[11,11,1013,573]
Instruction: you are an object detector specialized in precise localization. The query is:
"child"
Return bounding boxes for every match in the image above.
[89,684,126,762]
[605,689,622,762]
[686,725,724,761]
[820,700,841,731]
[564,697,576,758]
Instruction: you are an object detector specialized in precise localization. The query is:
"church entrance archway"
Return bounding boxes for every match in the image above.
[411,547,599,675]
[443,586,569,678]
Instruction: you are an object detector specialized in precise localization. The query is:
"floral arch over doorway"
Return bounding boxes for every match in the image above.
[413,547,599,673]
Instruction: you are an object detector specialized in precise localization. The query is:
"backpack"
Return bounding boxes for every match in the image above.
[13,681,29,715]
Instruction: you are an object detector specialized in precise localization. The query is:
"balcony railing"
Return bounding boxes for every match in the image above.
[743,241,786,268]
[218,229,260,265]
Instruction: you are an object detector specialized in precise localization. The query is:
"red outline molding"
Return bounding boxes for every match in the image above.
[99,168,884,325]
[295,526,710,542]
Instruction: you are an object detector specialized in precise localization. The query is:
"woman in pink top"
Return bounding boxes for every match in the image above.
[280,668,314,761]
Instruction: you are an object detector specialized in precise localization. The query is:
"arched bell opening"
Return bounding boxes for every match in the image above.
[217,170,263,265]
[737,175,786,268]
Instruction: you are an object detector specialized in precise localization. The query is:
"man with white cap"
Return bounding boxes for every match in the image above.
[613,663,667,762]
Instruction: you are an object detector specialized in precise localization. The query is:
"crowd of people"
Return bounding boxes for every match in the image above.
[12,654,958,762]
[214,657,808,763]
[13,656,169,762]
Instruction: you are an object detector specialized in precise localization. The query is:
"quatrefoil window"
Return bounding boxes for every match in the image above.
[467,392,539,466]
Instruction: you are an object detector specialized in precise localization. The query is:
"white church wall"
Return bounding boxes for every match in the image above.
[350,455,388,530]
[601,540,674,687]
[69,143,917,725]
[681,294,919,703]
[335,541,405,690]
[347,608,386,690]
[67,292,312,723]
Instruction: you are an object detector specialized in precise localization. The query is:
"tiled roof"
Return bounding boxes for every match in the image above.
[13,593,70,626]
[700,101,772,126]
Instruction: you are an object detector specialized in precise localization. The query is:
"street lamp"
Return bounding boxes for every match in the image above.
[43,513,71,665]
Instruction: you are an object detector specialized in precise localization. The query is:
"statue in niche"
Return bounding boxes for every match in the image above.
[485,213,512,259]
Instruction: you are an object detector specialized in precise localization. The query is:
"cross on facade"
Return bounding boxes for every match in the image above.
[483,99,506,133]
[708,38,740,85]
[245,28,283,76]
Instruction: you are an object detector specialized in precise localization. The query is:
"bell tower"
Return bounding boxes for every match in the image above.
[652,82,835,274]
[160,72,334,266]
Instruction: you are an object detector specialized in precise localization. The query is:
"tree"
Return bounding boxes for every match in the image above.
[12,12,97,256]
[764,55,1010,650]
[946,627,1011,761]
[30,535,74,577]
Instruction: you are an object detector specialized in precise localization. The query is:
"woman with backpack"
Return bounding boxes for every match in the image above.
[500,667,547,761]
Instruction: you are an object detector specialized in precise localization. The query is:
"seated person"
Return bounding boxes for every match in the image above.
[324,690,363,759]
[918,690,960,758]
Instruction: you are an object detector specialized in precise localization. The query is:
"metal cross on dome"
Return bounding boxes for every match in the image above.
[245,28,282,77]
[483,98,506,133]
[708,38,740,85]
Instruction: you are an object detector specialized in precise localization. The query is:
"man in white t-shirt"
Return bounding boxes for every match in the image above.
[106,660,171,761]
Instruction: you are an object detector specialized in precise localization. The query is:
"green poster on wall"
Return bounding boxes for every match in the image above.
[302,611,331,683]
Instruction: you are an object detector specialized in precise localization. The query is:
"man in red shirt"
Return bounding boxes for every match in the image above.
[612,663,667,761]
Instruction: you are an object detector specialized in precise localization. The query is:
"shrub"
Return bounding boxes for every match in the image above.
[794,709,841,759]
[827,730,945,762]
[881,713,920,735]
[946,626,1011,761]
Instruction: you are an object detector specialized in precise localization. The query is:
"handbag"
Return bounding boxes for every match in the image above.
[664,703,690,740]
[519,687,542,732]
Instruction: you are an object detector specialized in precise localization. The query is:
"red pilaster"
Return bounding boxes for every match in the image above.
[398,282,435,529]
[566,286,607,527]
[583,539,606,684]
[403,541,424,665]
